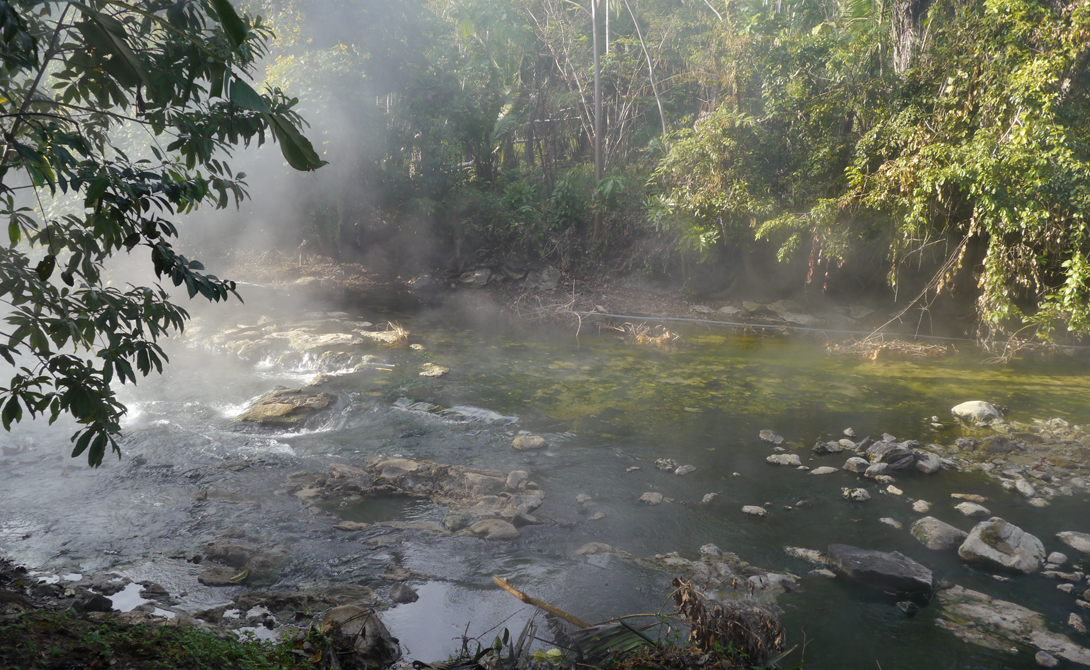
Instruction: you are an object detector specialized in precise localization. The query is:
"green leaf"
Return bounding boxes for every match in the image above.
[229,79,271,113]
[208,0,248,50]
[263,113,327,172]
[2,397,22,430]
[8,220,20,245]
[36,254,56,281]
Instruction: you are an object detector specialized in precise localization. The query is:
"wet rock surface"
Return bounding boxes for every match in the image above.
[958,517,1046,574]
[236,388,335,426]
[826,544,933,594]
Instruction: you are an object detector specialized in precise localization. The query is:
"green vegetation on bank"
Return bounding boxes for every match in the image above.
[2,0,1088,459]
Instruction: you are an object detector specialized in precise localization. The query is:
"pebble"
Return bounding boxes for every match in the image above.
[742,505,768,517]
[701,493,718,504]
[912,500,932,513]
[639,492,664,505]
[626,467,640,472]
[674,464,696,476]
[886,485,903,496]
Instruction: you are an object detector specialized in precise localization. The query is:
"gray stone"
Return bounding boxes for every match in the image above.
[1070,613,1087,634]
[1047,552,1069,565]
[467,519,520,540]
[1035,651,1059,667]
[810,466,839,475]
[955,502,991,517]
[813,440,844,455]
[654,458,679,471]
[951,400,1004,424]
[699,543,723,559]
[389,583,418,604]
[880,517,903,530]
[911,517,968,550]
[767,454,801,466]
[674,464,697,476]
[742,506,768,517]
[759,430,784,444]
[1057,531,1090,554]
[958,517,1045,574]
[459,268,491,287]
[523,266,561,290]
[826,544,933,593]
[913,500,932,513]
[639,492,665,505]
[1014,478,1037,498]
[864,463,890,478]
[506,471,529,490]
[321,605,400,666]
[237,388,335,426]
[915,452,943,474]
[842,487,871,502]
[843,457,870,473]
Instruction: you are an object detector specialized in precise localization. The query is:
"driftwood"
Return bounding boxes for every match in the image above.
[492,576,590,629]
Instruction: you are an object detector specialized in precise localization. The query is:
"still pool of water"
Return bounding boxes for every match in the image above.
[1,296,1088,669]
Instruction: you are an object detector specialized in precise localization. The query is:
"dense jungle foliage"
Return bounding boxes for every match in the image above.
[257,0,1090,343]
[2,0,1089,456]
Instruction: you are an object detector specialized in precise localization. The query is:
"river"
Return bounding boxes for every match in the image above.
[1,288,1089,669]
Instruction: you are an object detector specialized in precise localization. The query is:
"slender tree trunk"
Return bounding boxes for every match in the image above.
[892,0,932,75]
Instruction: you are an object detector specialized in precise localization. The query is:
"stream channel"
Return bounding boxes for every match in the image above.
[2,287,1089,670]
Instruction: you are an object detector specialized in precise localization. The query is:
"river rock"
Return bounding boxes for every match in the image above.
[700,544,723,559]
[575,542,613,556]
[1071,614,1087,634]
[639,492,664,505]
[1057,531,1090,554]
[826,544,933,593]
[321,605,401,666]
[936,586,1090,664]
[958,517,1045,573]
[842,487,871,502]
[674,464,697,476]
[742,506,768,517]
[467,519,520,540]
[955,502,991,517]
[1014,478,1037,498]
[389,583,419,604]
[419,363,449,377]
[1036,651,1059,667]
[654,458,679,471]
[810,466,839,475]
[505,471,528,490]
[759,430,784,444]
[951,401,1004,424]
[911,517,969,550]
[767,454,801,466]
[913,500,932,513]
[236,388,335,426]
[512,435,549,451]
[843,457,869,473]
[813,440,843,455]
[915,452,943,474]
[1046,552,1069,566]
[880,517,903,529]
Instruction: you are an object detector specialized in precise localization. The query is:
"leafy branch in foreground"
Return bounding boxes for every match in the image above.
[0,0,325,465]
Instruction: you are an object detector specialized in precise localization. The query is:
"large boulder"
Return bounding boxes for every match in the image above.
[237,388,335,426]
[826,544,933,593]
[951,401,1004,424]
[321,605,401,667]
[911,517,968,550]
[1057,531,1090,555]
[936,586,1090,664]
[958,517,1045,574]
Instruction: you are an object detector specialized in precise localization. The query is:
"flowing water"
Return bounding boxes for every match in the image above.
[2,291,1089,669]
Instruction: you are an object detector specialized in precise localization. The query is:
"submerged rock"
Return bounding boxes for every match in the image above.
[842,487,871,502]
[512,434,549,451]
[826,544,933,593]
[767,454,801,466]
[639,492,665,505]
[321,605,401,667]
[958,517,1045,574]
[759,430,784,445]
[742,506,768,517]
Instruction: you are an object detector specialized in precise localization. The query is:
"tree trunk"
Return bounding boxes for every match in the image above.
[892,0,932,75]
